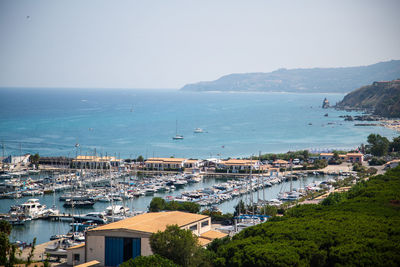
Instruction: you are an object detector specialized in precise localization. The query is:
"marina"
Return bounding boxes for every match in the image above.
[0,166,346,244]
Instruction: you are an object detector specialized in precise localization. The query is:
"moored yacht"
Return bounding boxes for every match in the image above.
[20,199,47,219]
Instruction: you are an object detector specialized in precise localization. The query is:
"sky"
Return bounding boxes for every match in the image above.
[0,0,399,89]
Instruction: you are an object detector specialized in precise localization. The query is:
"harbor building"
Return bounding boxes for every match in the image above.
[2,154,30,165]
[183,159,203,169]
[67,211,226,266]
[144,157,186,170]
[272,159,289,168]
[216,159,260,173]
[71,156,122,169]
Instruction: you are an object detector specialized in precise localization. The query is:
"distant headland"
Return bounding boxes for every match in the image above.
[181,60,400,93]
[336,79,400,118]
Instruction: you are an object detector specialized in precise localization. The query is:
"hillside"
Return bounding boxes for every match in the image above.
[181,60,400,93]
[211,167,400,266]
[336,79,400,118]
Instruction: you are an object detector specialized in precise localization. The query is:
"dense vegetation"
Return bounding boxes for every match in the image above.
[149,197,200,213]
[120,254,178,267]
[181,60,400,93]
[336,79,400,117]
[150,225,211,267]
[209,167,400,266]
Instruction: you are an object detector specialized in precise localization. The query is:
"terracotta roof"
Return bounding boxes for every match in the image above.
[220,159,259,165]
[74,156,118,162]
[146,158,186,164]
[319,153,334,156]
[67,243,85,250]
[89,211,208,234]
[185,159,200,163]
[200,230,228,240]
[198,237,212,246]
[346,153,363,156]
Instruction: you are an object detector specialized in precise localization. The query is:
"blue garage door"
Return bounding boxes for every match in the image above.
[105,237,124,266]
[105,237,141,266]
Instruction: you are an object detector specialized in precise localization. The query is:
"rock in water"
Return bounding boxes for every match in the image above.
[322,98,330,109]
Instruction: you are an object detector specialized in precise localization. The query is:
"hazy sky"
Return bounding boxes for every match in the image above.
[0,0,399,89]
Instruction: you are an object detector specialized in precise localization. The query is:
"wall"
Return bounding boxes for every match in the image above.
[86,235,105,266]
[67,246,85,266]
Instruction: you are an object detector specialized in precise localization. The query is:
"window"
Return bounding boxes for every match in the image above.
[201,220,209,228]
[74,253,80,262]
[189,225,197,231]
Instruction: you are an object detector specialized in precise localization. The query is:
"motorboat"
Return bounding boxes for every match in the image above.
[63,199,95,208]
[106,205,130,216]
[73,212,107,224]
[194,128,204,133]
[20,199,47,219]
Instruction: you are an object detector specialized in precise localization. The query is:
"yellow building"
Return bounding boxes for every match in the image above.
[217,159,260,173]
[144,157,186,170]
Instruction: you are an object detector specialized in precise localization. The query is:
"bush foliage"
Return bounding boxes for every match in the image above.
[211,167,400,266]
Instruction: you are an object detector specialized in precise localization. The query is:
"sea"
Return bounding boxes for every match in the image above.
[0,88,397,159]
[0,87,398,244]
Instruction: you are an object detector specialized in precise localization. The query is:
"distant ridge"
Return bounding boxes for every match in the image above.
[181,60,400,93]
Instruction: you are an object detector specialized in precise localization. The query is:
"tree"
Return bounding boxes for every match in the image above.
[367,134,390,156]
[149,197,166,212]
[26,237,36,267]
[120,255,177,267]
[137,155,144,162]
[260,205,278,216]
[30,153,40,168]
[0,220,16,267]
[389,136,400,153]
[150,225,204,267]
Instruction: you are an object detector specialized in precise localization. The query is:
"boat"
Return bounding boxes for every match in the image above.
[63,199,95,208]
[105,205,129,216]
[194,128,204,133]
[20,199,47,219]
[73,212,107,224]
[172,120,184,140]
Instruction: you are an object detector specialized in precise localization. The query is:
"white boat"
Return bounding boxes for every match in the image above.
[172,120,184,140]
[194,128,204,133]
[20,199,47,219]
[73,212,107,224]
[106,205,130,217]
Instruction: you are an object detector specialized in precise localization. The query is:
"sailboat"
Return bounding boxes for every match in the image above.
[172,120,184,140]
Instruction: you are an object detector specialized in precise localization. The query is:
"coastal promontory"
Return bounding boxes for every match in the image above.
[336,79,400,118]
[180,60,400,93]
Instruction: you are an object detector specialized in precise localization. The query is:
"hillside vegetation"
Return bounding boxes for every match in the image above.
[336,79,400,118]
[181,60,400,93]
[210,167,400,266]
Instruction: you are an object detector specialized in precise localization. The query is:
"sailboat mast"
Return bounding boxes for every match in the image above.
[289,159,293,192]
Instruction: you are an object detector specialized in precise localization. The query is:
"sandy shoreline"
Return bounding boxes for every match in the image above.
[380,119,400,132]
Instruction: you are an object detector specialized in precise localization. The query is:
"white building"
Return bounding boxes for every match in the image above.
[2,154,30,165]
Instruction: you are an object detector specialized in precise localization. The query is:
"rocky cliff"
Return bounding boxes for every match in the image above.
[336,79,400,118]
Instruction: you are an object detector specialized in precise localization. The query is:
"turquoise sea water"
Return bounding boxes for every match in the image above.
[0,88,397,158]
